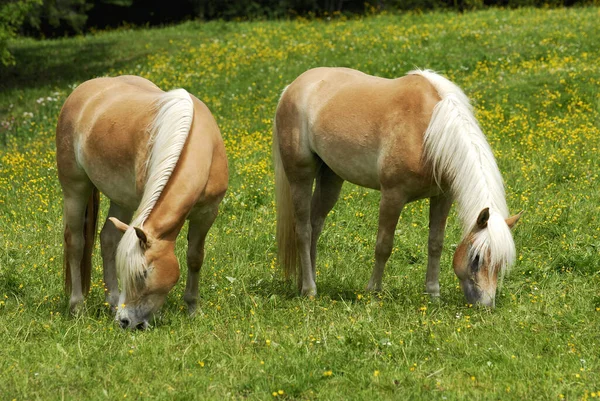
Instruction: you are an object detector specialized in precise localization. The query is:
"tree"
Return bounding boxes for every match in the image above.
[26,0,93,36]
[0,0,41,66]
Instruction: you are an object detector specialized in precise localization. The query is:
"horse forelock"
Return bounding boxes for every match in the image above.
[469,212,516,281]
[116,227,148,300]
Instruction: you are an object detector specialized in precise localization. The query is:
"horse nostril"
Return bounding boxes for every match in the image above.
[136,322,147,330]
[119,318,130,329]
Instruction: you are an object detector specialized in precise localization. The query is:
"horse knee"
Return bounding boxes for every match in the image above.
[186,248,204,273]
[428,242,443,257]
[295,222,312,243]
[375,236,394,261]
[63,226,72,246]
[65,229,85,253]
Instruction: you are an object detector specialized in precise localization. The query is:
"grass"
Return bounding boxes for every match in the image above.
[1,6,600,400]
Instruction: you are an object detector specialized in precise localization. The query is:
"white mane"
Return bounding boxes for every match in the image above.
[409,69,515,276]
[116,89,194,298]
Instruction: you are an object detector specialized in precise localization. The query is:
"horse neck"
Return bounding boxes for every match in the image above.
[143,175,196,242]
[129,88,194,240]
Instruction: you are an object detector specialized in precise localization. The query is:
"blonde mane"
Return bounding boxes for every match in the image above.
[409,69,516,277]
[116,89,194,299]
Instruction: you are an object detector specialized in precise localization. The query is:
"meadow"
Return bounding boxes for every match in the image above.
[1,7,599,400]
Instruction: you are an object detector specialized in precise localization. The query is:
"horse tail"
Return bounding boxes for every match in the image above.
[273,118,298,285]
[65,187,99,295]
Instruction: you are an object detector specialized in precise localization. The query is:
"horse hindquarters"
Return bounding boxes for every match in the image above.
[273,110,319,296]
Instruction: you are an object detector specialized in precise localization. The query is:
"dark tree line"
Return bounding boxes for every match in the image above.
[14,0,592,38]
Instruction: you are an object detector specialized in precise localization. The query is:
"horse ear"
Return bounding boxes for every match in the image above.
[109,217,129,233]
[506,211,523,230]
[476,208,490,229]
[134,227,148,248]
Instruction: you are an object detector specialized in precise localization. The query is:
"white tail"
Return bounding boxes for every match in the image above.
[410,69,515,276]
[117,89,194,298]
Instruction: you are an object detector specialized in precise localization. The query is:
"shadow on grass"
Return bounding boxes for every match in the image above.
[245,274,442,307]
[0,36,149,92]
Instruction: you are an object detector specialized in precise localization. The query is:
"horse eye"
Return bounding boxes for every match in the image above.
[143,269,148,279]
[471,254,480,272]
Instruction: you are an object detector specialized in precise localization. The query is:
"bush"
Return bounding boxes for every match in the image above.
[0,0,41,65]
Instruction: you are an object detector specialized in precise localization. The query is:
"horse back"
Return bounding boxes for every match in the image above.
[277,67,441,197]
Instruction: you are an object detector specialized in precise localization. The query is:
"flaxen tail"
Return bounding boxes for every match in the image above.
[273,120,298,286]
[64,187,99,295]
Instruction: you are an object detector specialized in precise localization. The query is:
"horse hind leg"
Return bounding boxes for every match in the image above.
[100,201,133,310]
[367,189,406,292]
[62,181,96,313]
[286,160,320,297]
[184,205,219,315]
[310,164,343,278]
[425,194,452,297]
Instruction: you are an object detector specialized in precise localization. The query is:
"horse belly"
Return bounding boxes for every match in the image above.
[311,131,381,190]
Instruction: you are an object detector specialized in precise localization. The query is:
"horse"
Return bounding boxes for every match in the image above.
[56,75,228,329]
[273,67,522,307]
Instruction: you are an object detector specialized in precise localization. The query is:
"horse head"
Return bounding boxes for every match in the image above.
[110,217,180,329]
[452,208,522,307]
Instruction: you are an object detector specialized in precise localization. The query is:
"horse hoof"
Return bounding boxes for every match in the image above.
[366,283,382,292]
[301,287,317,297]
[187,302,198,316]
[69,301,84,316]
[428,294,441,304]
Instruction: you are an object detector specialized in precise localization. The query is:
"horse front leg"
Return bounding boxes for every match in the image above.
[425,194,452,297]
[101,202,132,311]
[367,190,405,292]
[184,206,219,315]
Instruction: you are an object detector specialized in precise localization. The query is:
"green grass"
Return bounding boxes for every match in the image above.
[1,7,600,400]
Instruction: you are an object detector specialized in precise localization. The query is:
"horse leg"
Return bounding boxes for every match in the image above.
[310,165,343,277]
[62,182,94,313]
[184,206,219,315]
[289,170,318,297]
[100,201,133,310]
[367,190,406,292]
[425,194,452,297]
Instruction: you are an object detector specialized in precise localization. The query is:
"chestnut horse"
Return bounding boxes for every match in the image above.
[273,68,521,307]
[57,76,228,329]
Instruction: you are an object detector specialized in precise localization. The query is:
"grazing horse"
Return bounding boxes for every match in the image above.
[56,75,228,329]
[273,67,521,307]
